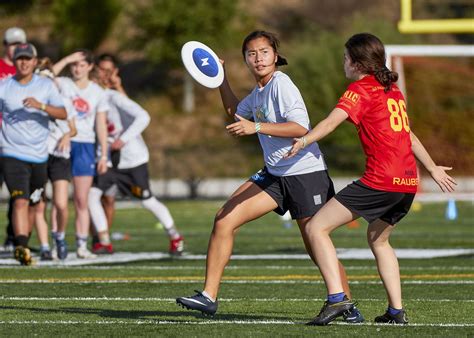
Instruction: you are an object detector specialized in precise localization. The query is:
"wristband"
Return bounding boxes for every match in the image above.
[255,122,261,133]
[301,136,307,148]
[41,103,46,111]
[100,156,107,161]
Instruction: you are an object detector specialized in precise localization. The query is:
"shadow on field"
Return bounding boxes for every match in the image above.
[0,305,289,322]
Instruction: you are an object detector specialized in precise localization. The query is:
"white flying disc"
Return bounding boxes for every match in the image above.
[181,41,224,89]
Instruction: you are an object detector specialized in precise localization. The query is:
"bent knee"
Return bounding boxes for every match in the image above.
[55,201,69,213]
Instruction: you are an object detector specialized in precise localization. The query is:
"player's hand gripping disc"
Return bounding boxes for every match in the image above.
[181,41,224,88]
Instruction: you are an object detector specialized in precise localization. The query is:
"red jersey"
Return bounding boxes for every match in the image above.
[0,59,16,80]
[335,75,418,193]
[0,59,15,126]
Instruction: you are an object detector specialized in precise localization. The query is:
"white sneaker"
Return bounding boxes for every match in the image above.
[76,247,97,259]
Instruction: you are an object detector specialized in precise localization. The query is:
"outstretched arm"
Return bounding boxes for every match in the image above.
[218,61,240,118]
[410,131,457,192]
[226,114,308,138]
[285,107,348,158]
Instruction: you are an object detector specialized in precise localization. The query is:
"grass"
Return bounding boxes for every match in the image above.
[0,200,473,336]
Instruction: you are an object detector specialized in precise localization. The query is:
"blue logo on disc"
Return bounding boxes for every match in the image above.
[192,48,218,77]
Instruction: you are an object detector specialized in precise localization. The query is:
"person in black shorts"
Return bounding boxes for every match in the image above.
[88,67,185,256]
[176,31,361,321]
[0,43,67,265]
[286,33,456,325]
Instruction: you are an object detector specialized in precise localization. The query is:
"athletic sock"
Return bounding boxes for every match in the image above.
[388,305,402,315]
[40,244,50,252]
[56,232,65,241]
[51,231,58,241]
[15,235,29,248]
[99,232,111,245]
[201,290,215,303]
[89,187,108,233]
[327,292,346,304]
[142,197,176,234]
[76,235,88,249]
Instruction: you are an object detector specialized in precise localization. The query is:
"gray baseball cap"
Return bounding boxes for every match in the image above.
[4,27,27,45]
[13,43,37,60]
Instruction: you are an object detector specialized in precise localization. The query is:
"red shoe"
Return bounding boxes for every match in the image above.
[92,242,114,255]
[169,236,184,256]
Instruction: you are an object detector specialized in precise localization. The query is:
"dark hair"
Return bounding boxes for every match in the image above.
[74,48,94,65]
[345,33,398,92]
[241,30,288,66]
[97,53,118,67]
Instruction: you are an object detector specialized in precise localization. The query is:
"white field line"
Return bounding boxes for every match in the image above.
[1,296,472,303]
[0,265,472,271]
[0,279,472,285]
[0,320,472,327]
[1,248,474,266]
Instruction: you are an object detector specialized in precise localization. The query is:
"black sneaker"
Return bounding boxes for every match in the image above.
[306,297,355,326]
[374,309,408,324]
[56,239,68,260]
[343,304,365,323]
[176,290,218,316]
[40,250,53,261]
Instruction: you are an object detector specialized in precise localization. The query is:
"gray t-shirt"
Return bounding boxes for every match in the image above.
[237,71,326,176]
[0,75,65,163]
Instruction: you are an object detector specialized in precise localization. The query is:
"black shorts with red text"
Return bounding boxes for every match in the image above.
[334,180,415,225]
[249,167,335,220]
[94,163,152,200]
[2,157,47,204]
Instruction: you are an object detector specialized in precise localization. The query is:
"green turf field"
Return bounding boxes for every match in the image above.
[0,201,473,336]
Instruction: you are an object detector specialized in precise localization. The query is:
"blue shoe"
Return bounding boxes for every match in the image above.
[343,304,365,323]
[56,239,68,260]
[176,290,218,316]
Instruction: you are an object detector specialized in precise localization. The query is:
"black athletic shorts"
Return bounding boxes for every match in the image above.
[249,167,335,219]
[94,163,152,200]
[47,155,71,182]
[2,157,47,203]
[334,180,415,225]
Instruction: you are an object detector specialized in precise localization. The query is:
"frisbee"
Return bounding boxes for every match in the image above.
[181,41,224,88]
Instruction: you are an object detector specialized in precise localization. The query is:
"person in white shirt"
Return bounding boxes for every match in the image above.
[88,54,184,255]
[52,50,108,259]
[177,31,361,322]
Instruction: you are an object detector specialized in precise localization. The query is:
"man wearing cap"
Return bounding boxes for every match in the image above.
[0,27,27,79]
[0,27,27,253]
[0,43,67,265]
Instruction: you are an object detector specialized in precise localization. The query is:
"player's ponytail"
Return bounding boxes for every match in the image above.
[242,30,288,67]
[345,33,398,92]
[374,65,398,91]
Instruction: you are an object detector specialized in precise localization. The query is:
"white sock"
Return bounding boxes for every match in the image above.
[142,197,179,238]
[201,290,215,303]
[88,187,108,233]
[56,232,65,241]
[76,235,88,249]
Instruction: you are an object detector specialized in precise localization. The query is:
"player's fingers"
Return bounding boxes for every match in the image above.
[447,176,457,185]
[441,180,453,193]
[226,122,239,130]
